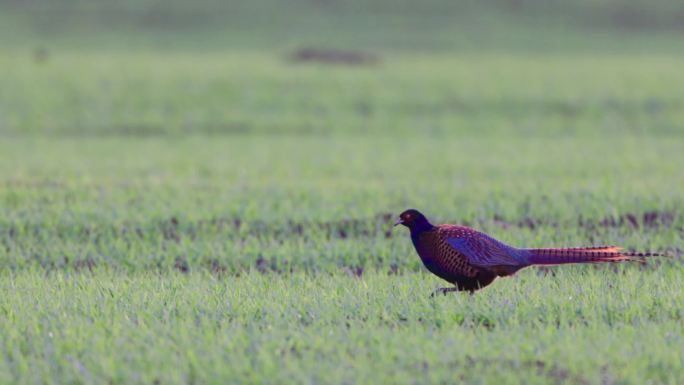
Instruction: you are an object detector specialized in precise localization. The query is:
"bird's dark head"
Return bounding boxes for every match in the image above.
[394,209,433,232]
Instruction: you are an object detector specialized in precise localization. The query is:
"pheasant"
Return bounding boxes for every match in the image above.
[394,209,660,295]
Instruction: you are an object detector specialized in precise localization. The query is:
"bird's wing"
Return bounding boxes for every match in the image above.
[440,226,522,268]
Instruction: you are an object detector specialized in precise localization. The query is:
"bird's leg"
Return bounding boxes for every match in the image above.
[430,287,461,297]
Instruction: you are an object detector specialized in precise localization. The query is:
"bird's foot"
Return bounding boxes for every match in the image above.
[430,287,460,297]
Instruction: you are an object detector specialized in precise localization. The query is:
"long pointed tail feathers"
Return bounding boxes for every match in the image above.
[524,246,662,266]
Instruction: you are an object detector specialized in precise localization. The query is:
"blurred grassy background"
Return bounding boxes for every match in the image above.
[1,0,684,137]
[2,0,684,52]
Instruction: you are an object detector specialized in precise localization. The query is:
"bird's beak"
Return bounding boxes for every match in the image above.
[393,219,403,227]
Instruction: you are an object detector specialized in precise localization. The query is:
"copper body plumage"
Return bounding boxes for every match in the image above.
[394,209,660,295]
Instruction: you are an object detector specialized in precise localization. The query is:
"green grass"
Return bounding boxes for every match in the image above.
[2,0,684,52]
[1,269,683,384]
[2,52,684,136]
[1,136,682,385]
[1,0,684,383]
[1,135,682,274]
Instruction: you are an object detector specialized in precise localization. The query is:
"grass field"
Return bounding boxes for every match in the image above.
[1,0,684,384]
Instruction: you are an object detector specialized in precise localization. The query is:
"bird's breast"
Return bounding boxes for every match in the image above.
[411,231,437,264]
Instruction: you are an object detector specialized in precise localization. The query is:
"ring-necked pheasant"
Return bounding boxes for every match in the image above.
[394,209,661,295]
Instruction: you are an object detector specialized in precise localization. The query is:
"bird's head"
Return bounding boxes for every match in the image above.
[393,209,433,232]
